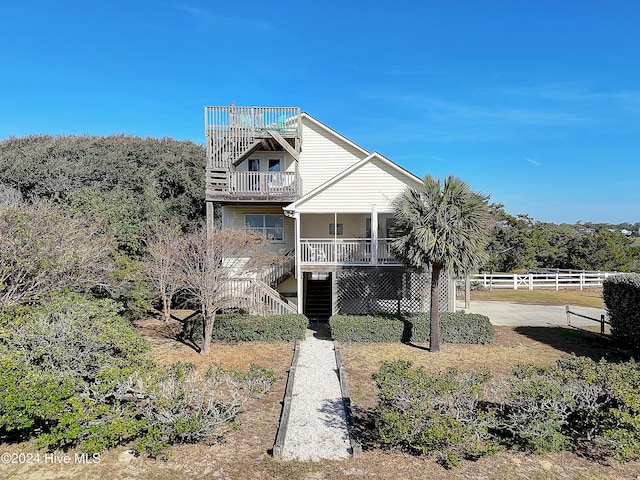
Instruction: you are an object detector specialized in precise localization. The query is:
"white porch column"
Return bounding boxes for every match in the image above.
[333,212,338,264]
[371,204,378,265]
[294,212,303,314]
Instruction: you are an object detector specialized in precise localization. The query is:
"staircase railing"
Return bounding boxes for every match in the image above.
[259,250,295,288]
[224,277,296,315]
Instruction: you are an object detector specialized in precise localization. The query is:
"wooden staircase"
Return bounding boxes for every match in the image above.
[225,278,296,315]
[304,277,332,322]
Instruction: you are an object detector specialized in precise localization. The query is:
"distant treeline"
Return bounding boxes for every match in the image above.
[485,204,640,273]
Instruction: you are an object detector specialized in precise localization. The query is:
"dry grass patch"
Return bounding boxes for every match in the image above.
[339,326,620,410]
[467,287,604,308]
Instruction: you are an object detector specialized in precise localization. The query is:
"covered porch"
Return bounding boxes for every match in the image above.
[296,211,401,267]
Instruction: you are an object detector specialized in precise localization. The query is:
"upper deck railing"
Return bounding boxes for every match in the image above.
[205,106,301,170]
[205,106,300,135]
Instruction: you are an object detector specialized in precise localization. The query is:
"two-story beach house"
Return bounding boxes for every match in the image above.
[205,105,454,321]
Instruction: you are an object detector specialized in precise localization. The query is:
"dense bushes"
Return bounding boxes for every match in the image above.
[329,312,494,344]
[182,313,308,342]
[374,356,640,467]
[374,360,498,468]
[0,135,206,316]
[603,273,640,349]
[0,294,276,456]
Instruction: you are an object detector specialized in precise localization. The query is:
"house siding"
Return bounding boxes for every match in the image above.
[294,158,420,213]
[298,118,368,194]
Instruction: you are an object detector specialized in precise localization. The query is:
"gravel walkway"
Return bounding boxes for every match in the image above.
[281,335,351,461]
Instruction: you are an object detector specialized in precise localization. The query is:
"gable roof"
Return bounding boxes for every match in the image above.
[300,112,371,158]
[284,151,423,213]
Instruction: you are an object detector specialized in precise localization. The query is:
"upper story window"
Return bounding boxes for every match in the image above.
[246,156,283,172]
[245,214,284,243]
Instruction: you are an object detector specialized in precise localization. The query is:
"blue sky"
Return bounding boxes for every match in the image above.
[1,1,639,224]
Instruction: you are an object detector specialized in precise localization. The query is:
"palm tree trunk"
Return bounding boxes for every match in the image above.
[429,262,442,352]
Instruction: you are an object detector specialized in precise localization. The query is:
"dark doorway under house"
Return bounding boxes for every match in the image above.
[304,272,332,323]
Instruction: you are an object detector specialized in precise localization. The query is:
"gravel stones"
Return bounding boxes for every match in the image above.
[281,336,351,461]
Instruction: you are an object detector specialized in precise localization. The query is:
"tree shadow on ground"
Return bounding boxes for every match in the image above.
[400,317,432,351]
[513,326,633,362]
[307,322,332,339]
[349,406,383,451]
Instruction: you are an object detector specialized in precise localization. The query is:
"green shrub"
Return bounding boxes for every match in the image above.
[603,273,640,350]
[329,312,493,344]
[182,313,308,342]
[372,355,640,465]
[329,314,409,342]
[493,356,640,460]
[132,362,278,458]
[497,364,574,453]
[0,293,152,450]
[0,293,278,456]
[373,360,499,467]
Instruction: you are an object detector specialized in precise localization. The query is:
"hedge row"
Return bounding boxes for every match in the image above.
[603,273,640,350]
[329,312,494,344]
[374,356,640,467]
[182,313,308,342]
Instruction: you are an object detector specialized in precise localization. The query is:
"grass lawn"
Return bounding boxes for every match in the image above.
[3,314,639,479]
[466,287,604,308]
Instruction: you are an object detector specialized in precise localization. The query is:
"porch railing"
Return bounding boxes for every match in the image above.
[228,171,301,197]
[206,106,300,135]
[300,238,399,265]
[259,250,295,288]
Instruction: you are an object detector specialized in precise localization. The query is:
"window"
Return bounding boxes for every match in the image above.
[268,159,281,172]
[385,218,396,238]
[329,223,343,235]
[245,214,284,242]
[248,158,260,172]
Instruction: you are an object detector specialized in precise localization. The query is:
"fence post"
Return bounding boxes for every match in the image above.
[513,275,517,290]
[580,272,584,291]
[555,273,559,291]
[565,305,571,326]
[465,276,470,309]
[529,273,533,290]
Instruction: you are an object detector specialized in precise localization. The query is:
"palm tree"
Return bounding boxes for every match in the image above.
[391,175,489,352]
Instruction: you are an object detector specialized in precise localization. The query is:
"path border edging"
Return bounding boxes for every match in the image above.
[272,340,300,458]
[333,341,363,458]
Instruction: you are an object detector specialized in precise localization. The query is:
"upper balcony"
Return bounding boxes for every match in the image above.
[206,170,302,202]
[205,105,302,202]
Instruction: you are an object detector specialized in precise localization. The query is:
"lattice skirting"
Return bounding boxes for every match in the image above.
[335,266,448,315]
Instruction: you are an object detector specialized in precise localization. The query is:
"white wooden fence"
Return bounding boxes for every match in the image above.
[471,270,620,290]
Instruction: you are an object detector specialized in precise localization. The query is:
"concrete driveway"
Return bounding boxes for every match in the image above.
[464,301,606,327]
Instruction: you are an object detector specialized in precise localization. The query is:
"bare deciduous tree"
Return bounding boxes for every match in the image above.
[0,200,115,307]
[142,223,184,322]
[146,226,280,355]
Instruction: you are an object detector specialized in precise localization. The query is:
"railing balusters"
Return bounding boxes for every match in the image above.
[299,238,398,265]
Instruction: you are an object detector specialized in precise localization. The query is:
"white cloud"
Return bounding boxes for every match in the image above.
[177,4,275,32]
[526,157,541,167]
